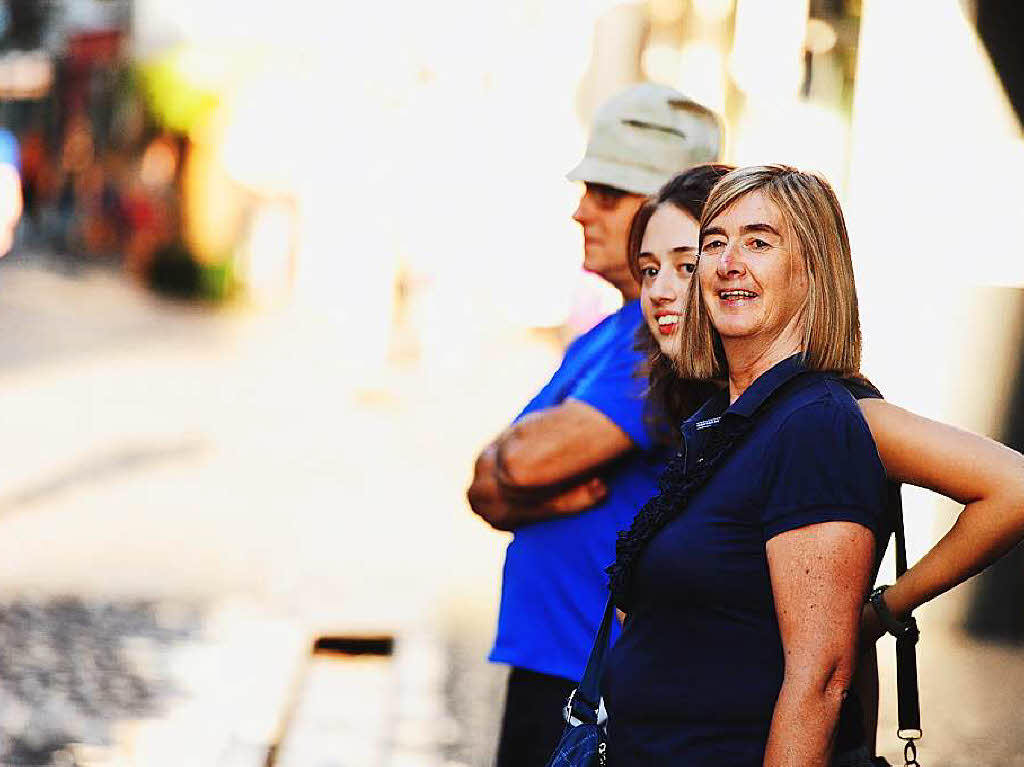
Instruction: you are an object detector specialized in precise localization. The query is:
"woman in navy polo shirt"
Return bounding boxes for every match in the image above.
[603,165,898,765]
[621,163,1024,764]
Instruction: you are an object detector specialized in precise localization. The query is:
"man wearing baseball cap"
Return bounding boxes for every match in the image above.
[467,83,722,766]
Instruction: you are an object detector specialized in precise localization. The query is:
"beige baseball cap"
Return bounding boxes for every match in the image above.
[567,83,723,196]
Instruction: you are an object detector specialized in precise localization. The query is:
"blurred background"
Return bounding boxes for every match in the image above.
[0,0,1021,764]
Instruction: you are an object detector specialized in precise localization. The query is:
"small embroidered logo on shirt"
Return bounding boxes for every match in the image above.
[695,416,721,430]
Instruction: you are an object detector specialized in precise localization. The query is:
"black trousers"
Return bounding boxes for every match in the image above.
[495,666,577,767]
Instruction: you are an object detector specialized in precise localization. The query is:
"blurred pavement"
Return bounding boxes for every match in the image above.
[0,253,541,764]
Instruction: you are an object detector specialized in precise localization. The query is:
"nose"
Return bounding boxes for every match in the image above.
[649,267,677,303]
[572,190,594,226]
[716,242,747,279]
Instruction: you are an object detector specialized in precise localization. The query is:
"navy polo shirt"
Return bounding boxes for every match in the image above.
[603,356,889,765]
[489,301,668,682]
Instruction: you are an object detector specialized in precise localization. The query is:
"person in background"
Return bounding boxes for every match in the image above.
[466,83,722,767]
[0,127,23,256]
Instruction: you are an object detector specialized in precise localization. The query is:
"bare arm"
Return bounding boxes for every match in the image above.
[496,399,635,491]
[466,442,609,531]
[467,399,638,530]
[858,398,1024,622]
[764,521,875,767]
[851,400,1024,752]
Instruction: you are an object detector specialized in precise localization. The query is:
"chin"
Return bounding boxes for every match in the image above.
[714,324,756,341]
[710,314,755,337]
[655,336,682,359]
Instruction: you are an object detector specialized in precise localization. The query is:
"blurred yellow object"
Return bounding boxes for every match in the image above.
[182,107,245,268]
[138,45,262,136]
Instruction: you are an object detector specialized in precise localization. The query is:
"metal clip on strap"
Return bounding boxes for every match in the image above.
[903,739,921,767]
[565,595,615,727]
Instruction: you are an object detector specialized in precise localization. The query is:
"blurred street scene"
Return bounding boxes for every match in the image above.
[0,0,1021,765]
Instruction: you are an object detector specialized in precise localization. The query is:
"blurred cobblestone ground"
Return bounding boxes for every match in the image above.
[0,254,518,765]
[0,255,1020,766]
[0,598,199,766]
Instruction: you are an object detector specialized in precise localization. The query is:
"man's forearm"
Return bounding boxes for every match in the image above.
[467,442,607,530]
[496,400,634,489]
[494,435,607,504]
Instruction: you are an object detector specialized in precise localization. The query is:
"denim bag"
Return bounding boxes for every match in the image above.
[544,596,613,767]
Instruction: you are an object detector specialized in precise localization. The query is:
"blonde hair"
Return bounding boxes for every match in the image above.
[676,164,861,380]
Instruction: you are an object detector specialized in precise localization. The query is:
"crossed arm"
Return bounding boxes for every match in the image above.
[466,398,636,530]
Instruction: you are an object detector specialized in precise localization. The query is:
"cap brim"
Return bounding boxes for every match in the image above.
[566,157,668,197]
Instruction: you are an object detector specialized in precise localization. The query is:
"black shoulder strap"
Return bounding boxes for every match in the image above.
[892,493,923,754]
[568,595,616,724]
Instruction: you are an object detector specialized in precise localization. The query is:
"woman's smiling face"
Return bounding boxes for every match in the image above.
[698,189,808,352]
[638,203,701,360]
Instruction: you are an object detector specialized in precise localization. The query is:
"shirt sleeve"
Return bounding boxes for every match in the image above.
[568,331,653,452]
[760,394,887,541]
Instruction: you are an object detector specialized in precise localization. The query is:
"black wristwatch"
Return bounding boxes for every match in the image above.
[868,585,920,644]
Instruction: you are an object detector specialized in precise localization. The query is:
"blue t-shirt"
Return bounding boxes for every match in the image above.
[489,301,668,681]
[603,357,889,765]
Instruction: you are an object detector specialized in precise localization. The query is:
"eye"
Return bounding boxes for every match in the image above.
[680,262,696,275]
[640,265,658,279]
[588,184,627,210]
[701,239,725,255]
[749,238,771,250]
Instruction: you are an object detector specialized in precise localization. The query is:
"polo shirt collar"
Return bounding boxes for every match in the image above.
[684,353,807,429]
[726,353,807,420]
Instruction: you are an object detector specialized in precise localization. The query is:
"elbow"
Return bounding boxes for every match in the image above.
[822,661,855,706]
[466,477,514,531]
[1004,483,1024,536]
[995,452,1024,514]
[783,654,856,711]
[466,454,488,503]
[465,478,483,510]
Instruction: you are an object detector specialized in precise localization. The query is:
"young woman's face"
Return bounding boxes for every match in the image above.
[638,203,701,360]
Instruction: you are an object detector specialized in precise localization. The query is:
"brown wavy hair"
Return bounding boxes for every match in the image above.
[627,163,734,446]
